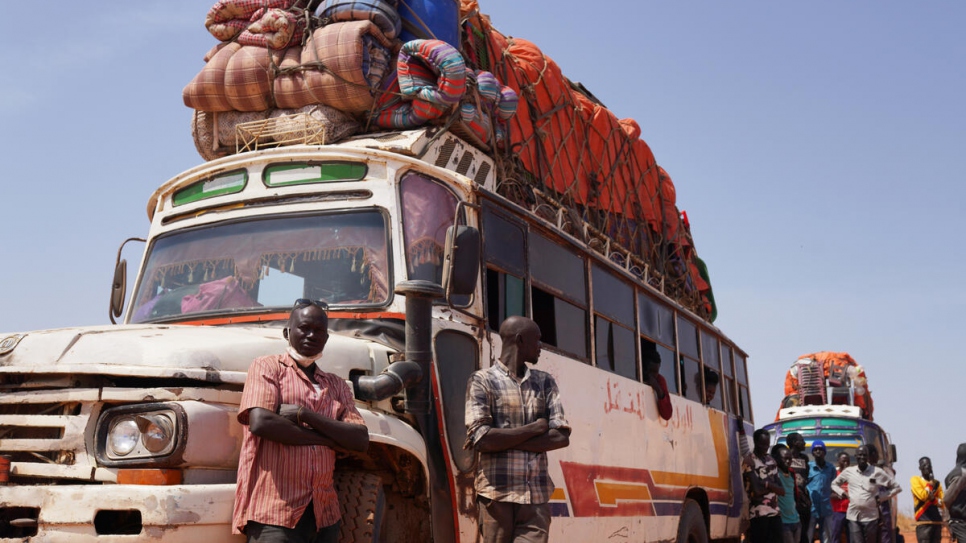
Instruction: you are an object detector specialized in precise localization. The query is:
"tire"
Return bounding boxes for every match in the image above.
[335,471,386,543]
[676,499,709,543]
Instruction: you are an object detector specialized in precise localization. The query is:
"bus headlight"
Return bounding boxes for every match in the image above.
[137,414,175,453]
[108,419,140,456]
[96,404,185,465]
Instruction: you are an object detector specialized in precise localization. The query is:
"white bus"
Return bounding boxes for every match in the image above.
[0,129,752,542]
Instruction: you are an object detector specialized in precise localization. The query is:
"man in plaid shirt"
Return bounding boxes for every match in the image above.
[465,316,571,543]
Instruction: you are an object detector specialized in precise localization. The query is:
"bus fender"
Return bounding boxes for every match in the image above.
[358,407,430,487]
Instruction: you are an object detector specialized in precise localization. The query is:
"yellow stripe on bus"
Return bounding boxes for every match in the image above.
[594,481,653,506]
[650,410,731,490]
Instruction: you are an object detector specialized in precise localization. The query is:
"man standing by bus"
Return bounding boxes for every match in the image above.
[807,440,837,543]
[944,443,966,542]
[787,433,812,543]
[910,456,944,543]
[830,452,852,543]
[465,316,571,543]
[233,299,370,542]
[830,445,901,543]
[743,429,784,542]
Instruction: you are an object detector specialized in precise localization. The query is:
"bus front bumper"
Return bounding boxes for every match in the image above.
[0,483,242,542]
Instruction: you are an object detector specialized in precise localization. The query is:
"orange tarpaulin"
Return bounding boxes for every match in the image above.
[782,352,874,420]
[460,6,713,319]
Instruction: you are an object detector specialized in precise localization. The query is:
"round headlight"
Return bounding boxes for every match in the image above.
[108,419,140,456]
[138,415,174,453]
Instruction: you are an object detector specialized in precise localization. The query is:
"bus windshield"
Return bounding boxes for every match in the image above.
[130,211,390,323]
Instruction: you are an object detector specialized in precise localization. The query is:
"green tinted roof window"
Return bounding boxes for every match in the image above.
[820,418,859,428]
[781,419,819,430]
[264,162,367,187]
[173,170,247,206]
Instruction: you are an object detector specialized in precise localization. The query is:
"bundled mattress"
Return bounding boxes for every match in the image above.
[184,20,393,113]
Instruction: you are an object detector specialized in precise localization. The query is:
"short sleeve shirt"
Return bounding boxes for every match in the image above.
[232,354,365,534]
[743,453,780,519]
[464,361,569,505]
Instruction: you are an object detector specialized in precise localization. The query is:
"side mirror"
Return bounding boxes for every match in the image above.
[889,443,897,463]
[110,260,128,323]
[442,225,480,297]
[109,237,146,324]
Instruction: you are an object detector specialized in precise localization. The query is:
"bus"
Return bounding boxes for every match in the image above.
[762,355,900,540]
[0,129,752,542]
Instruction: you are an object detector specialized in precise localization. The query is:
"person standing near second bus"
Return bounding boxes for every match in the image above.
[787,433,812,543]
[807,440,837,543]
[868,446,896,543]
[830,452,852,543]
[910,456,944,543]
[944,443,966,542]
[773,444,802,543]
[743,429,785,543]
[465,316,571,543]
[830,445,902,543]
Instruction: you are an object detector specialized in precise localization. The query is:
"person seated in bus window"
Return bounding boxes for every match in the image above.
[703,367,719,406]
[642,349,672,420]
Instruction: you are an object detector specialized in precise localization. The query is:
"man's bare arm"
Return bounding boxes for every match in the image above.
[475,419,549,453]
[513,428,571,452]
[248,407,339,447]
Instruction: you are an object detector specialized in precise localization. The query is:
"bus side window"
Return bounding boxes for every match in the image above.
[529,233,588,360]
[721,345,737,415]
[639,293,677,393]
[735,353,752,422]
[592,265,635,380]
[482,207,526,331]
[702,332,723,410]
[678,317,703,403]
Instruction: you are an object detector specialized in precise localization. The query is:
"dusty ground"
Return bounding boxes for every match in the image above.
[897,512,952,542]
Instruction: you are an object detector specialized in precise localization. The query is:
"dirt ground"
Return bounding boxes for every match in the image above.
[897,512,953,542]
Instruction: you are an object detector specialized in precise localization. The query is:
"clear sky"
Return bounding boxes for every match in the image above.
[2,1,964,513]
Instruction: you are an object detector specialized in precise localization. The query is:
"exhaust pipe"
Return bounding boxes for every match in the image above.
[353,280,443,408]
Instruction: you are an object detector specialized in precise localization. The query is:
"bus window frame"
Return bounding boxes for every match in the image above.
[481,204,528,331]
[527,229,590,361]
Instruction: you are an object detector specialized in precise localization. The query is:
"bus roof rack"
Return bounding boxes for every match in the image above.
[777,404,862,421]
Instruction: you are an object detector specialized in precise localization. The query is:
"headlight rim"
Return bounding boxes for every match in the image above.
[94,402,187,468]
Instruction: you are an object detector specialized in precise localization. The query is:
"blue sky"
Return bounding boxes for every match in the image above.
[2,1,964,513]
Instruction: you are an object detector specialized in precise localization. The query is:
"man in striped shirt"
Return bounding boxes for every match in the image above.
[465,316,571,543]
[233,299,370,542]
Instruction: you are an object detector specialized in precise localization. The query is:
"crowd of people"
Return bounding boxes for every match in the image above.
[744,429,966,543]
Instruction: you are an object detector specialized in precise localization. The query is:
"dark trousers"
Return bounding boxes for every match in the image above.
[829,512,849,543]
[915,523,943,543]
[245,502,340,543]
[477,496,551,543]
[799,508,811,543]
[748,515,784,543]
[879,503,893,543]
[950,520,966,542]
[847,519,879,543]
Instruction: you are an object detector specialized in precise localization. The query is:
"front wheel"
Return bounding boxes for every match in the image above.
[676,499,708,543]
[336,471,386,543]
